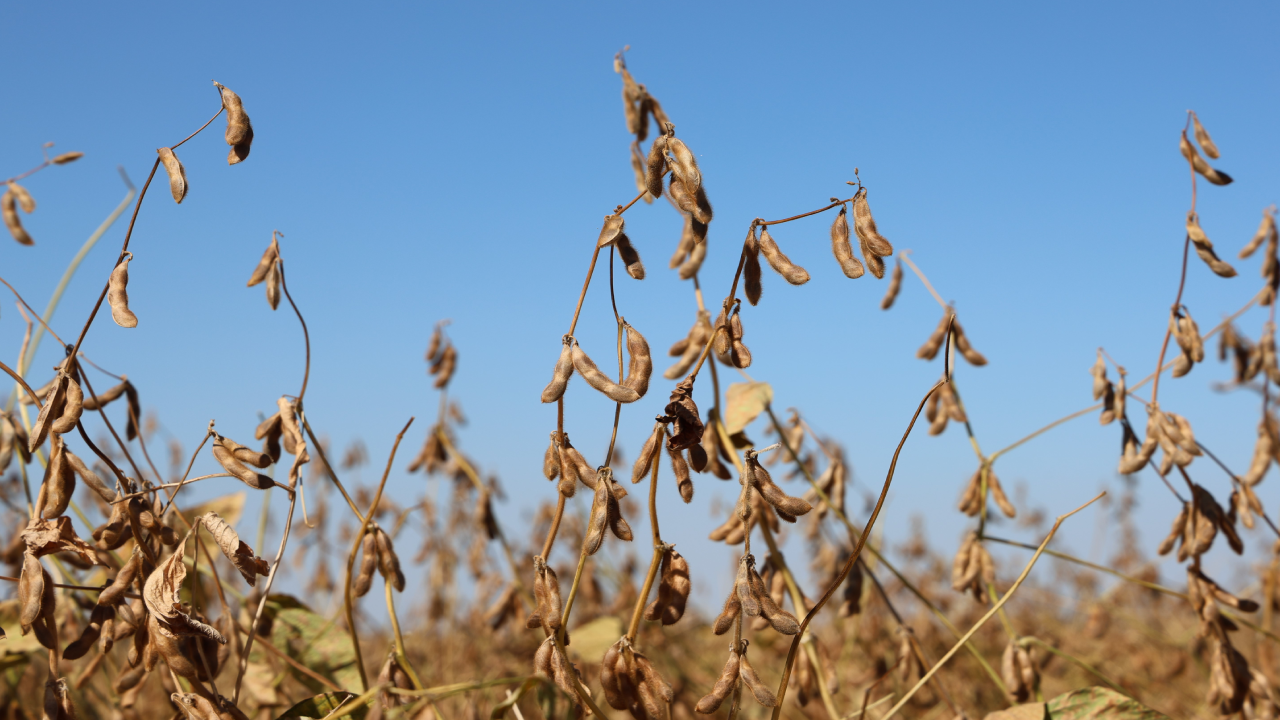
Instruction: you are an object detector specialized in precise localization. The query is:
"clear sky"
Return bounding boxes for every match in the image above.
[3,2,1278,615]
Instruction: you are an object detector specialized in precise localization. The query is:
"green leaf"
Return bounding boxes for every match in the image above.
[984,687,1169,720]
[275,691,361,720]
[263,594,361,693]
[723,382,772,435]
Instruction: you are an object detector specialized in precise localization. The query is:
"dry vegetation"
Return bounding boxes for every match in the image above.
[0,52,1275,720]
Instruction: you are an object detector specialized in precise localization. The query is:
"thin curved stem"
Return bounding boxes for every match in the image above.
[335,417,415,695]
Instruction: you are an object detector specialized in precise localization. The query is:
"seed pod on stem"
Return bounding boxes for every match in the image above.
[157,147,188,203]
[213,81,254,164]
[646,136,669,199]
[3,184,34,245]
[881,257,904,309]
[759,226,811,286]
[668,444,694,503]
[353,531,378,597]
[540,335,575,403]
[1180,132,1233,186]
[830,205,864,278]
[737,642,778,707]
[211,434,276,490]
[695,645,740,714]
[374,527,406,591]
[1187,212,1237,278]
[614,233,645,280]
[632,422,663,484]
[572,341,640,403]
[677,218,709,279]
[621,321,652,399]
[1241,208,1277,259]
[743,226,763,306]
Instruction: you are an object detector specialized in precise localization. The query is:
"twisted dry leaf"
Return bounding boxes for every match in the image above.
[199,512,270,586]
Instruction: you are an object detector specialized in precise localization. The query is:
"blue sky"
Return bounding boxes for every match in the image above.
[3,2,1278,617]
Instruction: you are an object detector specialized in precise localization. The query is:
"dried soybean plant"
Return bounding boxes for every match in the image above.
[4,52,1278,720]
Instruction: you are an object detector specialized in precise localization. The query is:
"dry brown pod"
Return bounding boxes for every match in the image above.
[743,226,763,306]
[851,188,894,279]
[668,444,694,503]
[759,225,810,286]
[629,142,652,203]
[157,147,188,203]
[8,181,34,213]
[50,373,83,435]
[246,236,281,310]
[374,527,406,591]
[951,316,987,366]
[621,321,652,399]
[431,344,458,389]
[737,643,778,708]
[104,248,139,324]
[1241,207,1277,259]
[52,151,83,165]
[677,217,709,279]
[214,81,254,165]
[881,257,904,309]
[211,434,276,490]
[1,186,33,245]
[646,136,669,199]
[631,423,663,483]
[695,646,740,714]
[1186,219,1237,281]
[540,335,575,403]
[665,311,711,379]
[353,531,378,597]
[665,133,702,196]
[830,205,864,278]
[1192,111,1221,159]
[571,340,640,403]
[644,548,691,626]
[615,233,646,280]
[917,313,951,360]
[746,450,811,520]
[1180,132,1233,186]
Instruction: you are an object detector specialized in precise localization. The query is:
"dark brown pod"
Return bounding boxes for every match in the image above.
[743,227,763,306]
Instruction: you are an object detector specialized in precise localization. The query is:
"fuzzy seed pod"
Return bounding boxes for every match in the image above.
[667,444,694,503]
[712,585,742,635]
[747,452,811,519]
[665,135,701,195]
[830,206,864,278]
[615,233,645,280]
[374,527,406,591]
[852,190,893,279]
[2,184,34,245]
[1192,112,1220,159]
[677,218,709,279]
[699,409,732,480]
[51,374,83,435]
[631,423,662,483]
[1180,132,1233,186]
[353,531,378,597]
[758,226,811,286]
[540,335,574,403]
[561,435,597,491]
[1186,212,1237,278]
[669,216,696,269]
[696,647,740,714]
[665,311,710,379]
[748,563,799,634]
[214,81,253,165]
[621,322,652,399]
[743,227,763,306]
[104,251,139,328]
[878,259,904,311]
[600,641,627,710]
[212,434,276,490]
[646,136,669,199]
[1241,208,1277,260]
[738,646,778,708]
[669,163,714,224]
[157,147,188,203]
[431,344,457,389]
[917,313,951,360]
[584,480,610,555]
[39,437,76,518]
[572,341,640,403]
[629,142,652,203]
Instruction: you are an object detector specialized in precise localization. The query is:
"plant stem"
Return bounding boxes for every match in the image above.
[627,425,665,642]
[337,417,415,695]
